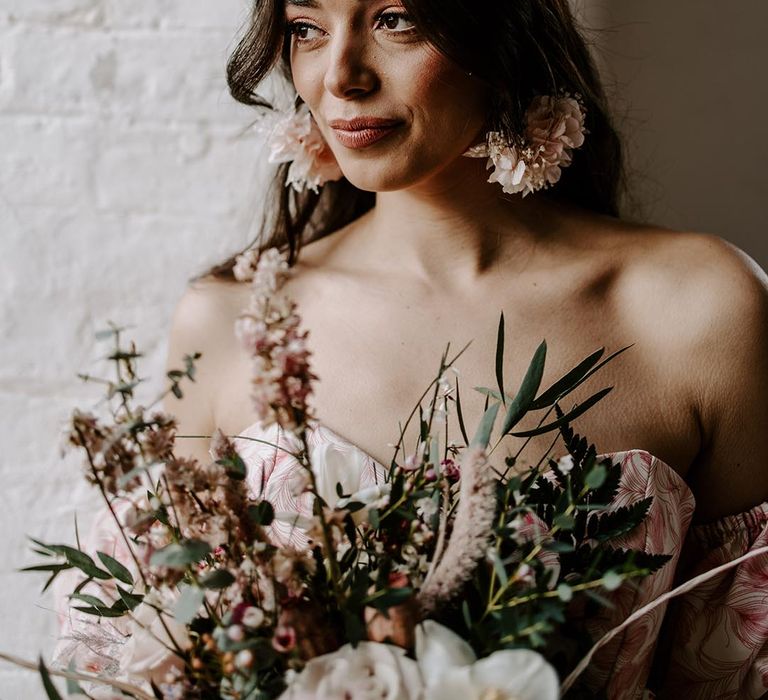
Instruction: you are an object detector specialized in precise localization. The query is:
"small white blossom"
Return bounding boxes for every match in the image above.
[557,454,575,475]
[242,607,265,629]
[416,497,438,521]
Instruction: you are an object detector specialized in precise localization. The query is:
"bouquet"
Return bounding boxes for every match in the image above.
[16,248,672,699]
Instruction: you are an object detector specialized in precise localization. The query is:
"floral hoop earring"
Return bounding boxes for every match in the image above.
[464,93,587,197]
[257,103,344,193]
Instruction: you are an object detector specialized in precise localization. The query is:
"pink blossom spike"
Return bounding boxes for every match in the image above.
[417,445,496,614]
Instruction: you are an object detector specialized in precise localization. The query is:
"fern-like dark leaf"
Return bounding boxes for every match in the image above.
[589,498,654,543]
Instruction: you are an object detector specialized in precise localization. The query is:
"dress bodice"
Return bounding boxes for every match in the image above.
[233,419,768,700]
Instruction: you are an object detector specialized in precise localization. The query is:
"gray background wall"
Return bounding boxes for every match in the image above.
[1,0,766,695]
[583,0,767,266]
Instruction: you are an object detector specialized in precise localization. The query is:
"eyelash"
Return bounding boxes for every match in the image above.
[287,11,416,44]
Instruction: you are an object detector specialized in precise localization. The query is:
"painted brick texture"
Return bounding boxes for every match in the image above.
[0,1,268,695]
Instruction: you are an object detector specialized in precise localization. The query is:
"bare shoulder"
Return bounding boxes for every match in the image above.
[164,275,250,462]
[610,224,768,519]
[604,225,766,344]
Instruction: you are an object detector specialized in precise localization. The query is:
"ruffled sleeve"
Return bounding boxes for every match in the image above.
[653,502,768,699]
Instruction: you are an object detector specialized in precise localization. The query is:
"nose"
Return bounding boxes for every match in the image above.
[322,29,379,99]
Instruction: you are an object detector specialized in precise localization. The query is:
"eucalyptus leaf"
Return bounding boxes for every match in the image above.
[150,539,211,569]
[500,340,547,435]
[70,592,108,609]
[495,312,506,406]
[200,569,236,590]
[530,347,604,410]
[454,380,470,446]
[116,585,143,611]
[509,387,613,438]
[489,550,509,588]
[248,501,275,526]
[66,661,85,695]
[97,551,134,585]
[217,454,247,481]
[173,585,206,625]
[471,402,501,449]
[38,657,64,700]
[474,387,505,401]
[585,464,608,490]
[362,586,414,611]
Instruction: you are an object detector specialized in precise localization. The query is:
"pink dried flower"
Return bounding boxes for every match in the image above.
[260,103,344,193]
[417,445,497,614]
[441,458,460,482]
[464,93,586,197]
[235,248,317,433]
[272,624,297,653]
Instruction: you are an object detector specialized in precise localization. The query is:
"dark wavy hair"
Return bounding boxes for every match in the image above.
[208,0,625,277]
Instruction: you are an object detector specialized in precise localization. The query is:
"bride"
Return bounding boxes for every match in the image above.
[164,0,768,696]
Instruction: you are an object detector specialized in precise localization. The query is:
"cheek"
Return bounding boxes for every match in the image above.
[406,50,489,153]
[290,52,324,106]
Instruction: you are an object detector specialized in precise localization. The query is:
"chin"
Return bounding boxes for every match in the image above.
[340,162,428,193]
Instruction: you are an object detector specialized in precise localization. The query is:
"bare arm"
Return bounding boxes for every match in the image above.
[686,236,768,521]
[163,281,224,466]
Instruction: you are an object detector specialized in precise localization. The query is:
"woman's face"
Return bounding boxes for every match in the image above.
[285,0,490,192]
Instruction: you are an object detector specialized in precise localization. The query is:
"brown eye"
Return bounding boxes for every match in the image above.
[376,12,415,32]
[288,21,323,42]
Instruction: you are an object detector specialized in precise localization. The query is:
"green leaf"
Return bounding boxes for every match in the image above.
[474,387,505,401]
[34,542,112,581]
[495,312,506,406]
[38,657,63,700]
[173,585,205,625]
[70,593,108,609]
[589,497,654,543]
[150,539,211,569]
[509,387,613,438]
[585,463,608,490]
[362,586,414,611]
[501,340,547,435]
[66,661,85,695]
[471,402,501,449]
[217,454,247,481]
[553,513,575,530]
[248,501,275,526]
[489,550,509,588]
[20,563,72,574]
[116,586,143,611]
[530,347,605,410]
[72,605,128,618]
[97,551,134,586]
[200,569,236,590]
[454,380,470,447]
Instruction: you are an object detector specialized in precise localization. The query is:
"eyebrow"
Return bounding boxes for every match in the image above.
[286,0,320,6]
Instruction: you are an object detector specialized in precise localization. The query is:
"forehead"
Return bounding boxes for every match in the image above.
[285,0,377,7]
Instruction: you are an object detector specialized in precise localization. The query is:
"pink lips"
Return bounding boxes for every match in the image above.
[328,117,403,149]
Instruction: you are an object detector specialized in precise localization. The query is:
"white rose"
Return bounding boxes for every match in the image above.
[119,591,191,684]
[278,640,422,700]
[417,620,559,700]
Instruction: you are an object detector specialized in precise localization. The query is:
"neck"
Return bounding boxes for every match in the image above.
[353,158,566,291]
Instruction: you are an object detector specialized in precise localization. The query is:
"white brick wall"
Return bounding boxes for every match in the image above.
[0,1,269,695]
[2,1,766,697]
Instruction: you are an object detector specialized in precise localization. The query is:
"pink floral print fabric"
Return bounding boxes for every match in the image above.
[234,421,768,699]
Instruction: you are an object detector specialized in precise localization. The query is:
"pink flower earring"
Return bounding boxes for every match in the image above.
[257,103,344,193]
[464,93,587,196]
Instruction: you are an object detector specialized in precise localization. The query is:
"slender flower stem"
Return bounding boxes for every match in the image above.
[0,652,154,700]
[299,432,344,604]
